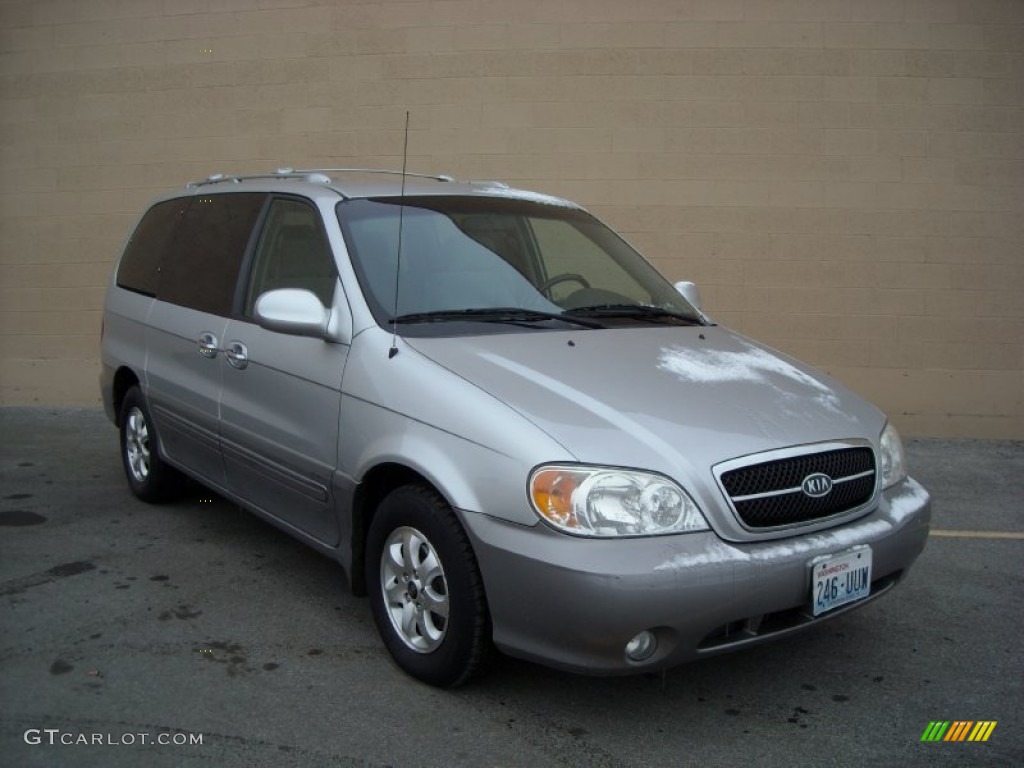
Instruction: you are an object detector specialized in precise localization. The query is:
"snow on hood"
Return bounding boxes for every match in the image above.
[407,326,884,480]
[657,340,843,414]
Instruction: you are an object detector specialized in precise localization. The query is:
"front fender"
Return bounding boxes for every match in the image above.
[338,330,574,525]
[339,395,554,527]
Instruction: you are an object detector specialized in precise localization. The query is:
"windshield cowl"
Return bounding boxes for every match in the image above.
[390,307,604,329]
[565,304,705,326]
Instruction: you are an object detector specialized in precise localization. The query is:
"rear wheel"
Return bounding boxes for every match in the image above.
[366,485,491,687]
[119,386,182,502]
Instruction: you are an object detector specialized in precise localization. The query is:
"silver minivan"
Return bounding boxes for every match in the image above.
[101,168,931,687]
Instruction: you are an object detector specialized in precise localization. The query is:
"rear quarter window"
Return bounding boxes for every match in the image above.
[116,199,186,297]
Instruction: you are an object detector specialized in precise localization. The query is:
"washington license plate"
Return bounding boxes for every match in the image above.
[812,547,872,616]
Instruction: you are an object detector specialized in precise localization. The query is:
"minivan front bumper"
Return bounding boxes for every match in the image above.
[460,478,930,674]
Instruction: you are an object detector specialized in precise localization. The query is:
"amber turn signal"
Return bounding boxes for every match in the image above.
[530,467,582,529]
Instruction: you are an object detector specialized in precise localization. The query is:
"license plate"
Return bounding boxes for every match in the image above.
[811,547,872,616]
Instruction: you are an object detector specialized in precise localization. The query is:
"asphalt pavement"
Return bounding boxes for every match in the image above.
[1,407,1021,767]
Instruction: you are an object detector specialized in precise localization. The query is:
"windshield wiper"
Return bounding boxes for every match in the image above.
[565,304,704,325]
[390,307,604,329]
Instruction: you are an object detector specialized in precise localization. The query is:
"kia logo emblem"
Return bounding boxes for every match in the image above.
[801,473,833,498]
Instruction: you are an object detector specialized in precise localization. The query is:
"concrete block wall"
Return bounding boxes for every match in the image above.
[1,0,1021,436]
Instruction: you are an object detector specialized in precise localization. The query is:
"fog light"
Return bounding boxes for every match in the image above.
[625,630,657,662]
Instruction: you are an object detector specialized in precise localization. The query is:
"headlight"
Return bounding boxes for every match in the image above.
[879,423,907,489]
[529,465,709,537]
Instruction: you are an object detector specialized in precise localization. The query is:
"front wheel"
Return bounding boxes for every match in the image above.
[366,485,491,687]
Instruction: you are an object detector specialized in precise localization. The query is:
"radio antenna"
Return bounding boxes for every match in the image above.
[389,110,410,359]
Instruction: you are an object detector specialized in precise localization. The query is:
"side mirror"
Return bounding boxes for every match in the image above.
[254,289,329,338]
[674,280,702,311]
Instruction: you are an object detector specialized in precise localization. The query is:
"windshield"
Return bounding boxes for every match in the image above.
[336,195,702,333]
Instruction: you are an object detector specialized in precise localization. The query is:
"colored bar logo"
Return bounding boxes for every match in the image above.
[921,721,997,742]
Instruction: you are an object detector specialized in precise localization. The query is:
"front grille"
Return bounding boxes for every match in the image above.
[719,447,876,529]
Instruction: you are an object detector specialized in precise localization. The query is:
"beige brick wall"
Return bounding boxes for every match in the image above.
[1,0,1021,437]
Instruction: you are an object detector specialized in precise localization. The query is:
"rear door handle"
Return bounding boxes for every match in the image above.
[225,340,249,370]
[197,332,219,359]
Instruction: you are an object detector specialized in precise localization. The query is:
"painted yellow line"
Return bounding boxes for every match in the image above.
[930,529,1024,540]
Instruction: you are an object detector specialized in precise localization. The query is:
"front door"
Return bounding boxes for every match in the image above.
[218,197,348,546]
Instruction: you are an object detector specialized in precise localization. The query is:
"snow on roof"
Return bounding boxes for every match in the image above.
[478,186,581,209]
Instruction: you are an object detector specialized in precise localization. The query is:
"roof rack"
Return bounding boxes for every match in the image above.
[186,167,455,189]
[185,171,328,188]
[290,167,455,183]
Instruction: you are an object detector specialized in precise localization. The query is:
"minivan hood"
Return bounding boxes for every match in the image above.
[406,326,884,480]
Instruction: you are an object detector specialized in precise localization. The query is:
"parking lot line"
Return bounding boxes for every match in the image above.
[929,529,1024,540]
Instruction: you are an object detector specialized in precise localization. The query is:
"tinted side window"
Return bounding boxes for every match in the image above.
[116,199,185,296]
[245,198,337,314]
[159,193,266,316]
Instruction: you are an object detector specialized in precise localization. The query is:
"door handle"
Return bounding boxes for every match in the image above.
[225,340,249,370]
[197,332,219,359]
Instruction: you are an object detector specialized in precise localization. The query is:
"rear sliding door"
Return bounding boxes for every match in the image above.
[144,193,266,487]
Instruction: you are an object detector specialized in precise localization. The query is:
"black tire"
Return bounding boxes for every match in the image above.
[118,386,183,503]
[365,484,492,687]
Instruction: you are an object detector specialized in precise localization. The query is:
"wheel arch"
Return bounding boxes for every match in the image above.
[349,462,463,597]
[112,366,141,425]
